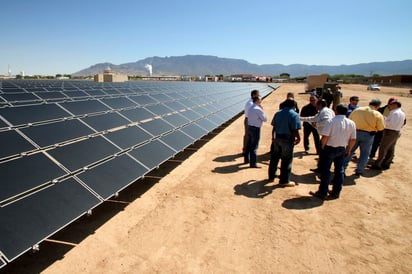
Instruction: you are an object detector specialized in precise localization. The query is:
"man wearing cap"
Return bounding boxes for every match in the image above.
[343,99,385,176]
[371,100,406,170]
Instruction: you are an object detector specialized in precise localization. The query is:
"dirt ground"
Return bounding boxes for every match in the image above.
[5,83,412,273]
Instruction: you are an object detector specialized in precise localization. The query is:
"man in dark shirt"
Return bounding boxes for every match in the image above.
[300,95,320,154]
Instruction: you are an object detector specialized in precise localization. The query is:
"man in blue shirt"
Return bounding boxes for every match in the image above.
[268,99,301,186]
[244,96,267,168]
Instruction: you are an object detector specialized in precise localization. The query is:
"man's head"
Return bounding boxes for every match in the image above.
[335,104,348,115]
[252,96,262,104]
[251,89,260,98]
[349,96,359,106]
[388,100,401,110]
[309,95,317,106]
[286,92,294,99]
[282,98,295,108]
[316,99,327,110]
[369,99,382,110]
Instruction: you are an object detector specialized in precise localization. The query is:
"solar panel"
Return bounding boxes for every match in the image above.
[118,107,154,122]
[139,118,174,136]
[0,104,70,126]
[128,139,175,170]
[20,119,94,148]
[80,112,130,132]
[77,154,148,200]
[0,177,101,262]
[105,125,152,149]
[0,79,276,267]
[0,130,36,160]
[59,100,110,116]
[160,130,194,151]
[47,136,120,172]
[0,152,67,203]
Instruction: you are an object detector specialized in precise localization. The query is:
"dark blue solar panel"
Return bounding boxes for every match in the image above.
[20,119,94,148]
[62,90,89,98]
[59,100,110,116]
[139,118,174,136]
[195,118,218,131]
[81,112,130,132]
[0,177,101,262]
[145,104,174,117]
[1,93,39,102]
[160,130,194,151]
[0,152,67,203]
[77,154,148,200]
[0,104,70,126]
[0,130,36,160]
[36,92,67,100]
[129,94,157,105]
[181,123,208,139]
[128,140,175,169]
[101,97,137,109]
[47,136,120,172]
[162,113,191,128]
[105,126,152,149]
[119,107,155,122]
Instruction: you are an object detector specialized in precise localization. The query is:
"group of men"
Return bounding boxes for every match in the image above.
[242,88,406,201]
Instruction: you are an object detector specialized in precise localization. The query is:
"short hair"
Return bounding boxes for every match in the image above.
[316,99,327,108]
[350,96,359,101]
[286,92,294,98]
[251,89,259,98]
[335,104,348,115]
[369,99,382,107]
[390,101,401,108]
[282,98,295,108]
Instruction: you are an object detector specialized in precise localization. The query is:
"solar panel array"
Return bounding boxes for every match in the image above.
[0,79,276,267]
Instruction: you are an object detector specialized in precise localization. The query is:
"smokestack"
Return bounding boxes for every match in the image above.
[145,64,152,76]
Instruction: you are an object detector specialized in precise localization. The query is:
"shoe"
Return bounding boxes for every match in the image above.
[328,190,339,199]
[305,150,309,155]
[310,168,321,173]
[381,165,390,170]
[354,171,362,176]
[279,182,295,187]
[268,178,275,182]
[250,165,261,168]
[309,190,326,199]
[369,164,382,170]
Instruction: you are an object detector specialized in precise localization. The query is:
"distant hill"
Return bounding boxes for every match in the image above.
[72,55,412,77]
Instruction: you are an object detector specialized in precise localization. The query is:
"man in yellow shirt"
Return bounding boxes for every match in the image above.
[343,99,385,176]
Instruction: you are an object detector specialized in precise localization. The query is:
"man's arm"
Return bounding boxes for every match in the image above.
[345,138,356,158]
[293,129,300,145]
[320,135,329,149]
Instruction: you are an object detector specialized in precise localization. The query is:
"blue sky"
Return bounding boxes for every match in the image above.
[1,0,411,75]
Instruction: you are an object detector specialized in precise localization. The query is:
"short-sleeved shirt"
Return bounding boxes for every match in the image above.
[385,108,406,131]
[271,107,301,135]
[349,106,385,132]
[321,115,356,147]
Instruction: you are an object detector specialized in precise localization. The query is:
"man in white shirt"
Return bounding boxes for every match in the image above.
[244,96,267,168]
[310,104,356,199]
[371,100,406,170]
[300,99,335,173]
[243,90,260,155]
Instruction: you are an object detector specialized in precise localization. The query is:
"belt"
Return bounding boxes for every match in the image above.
[384,128,400,133]
[248,125,260,129]
[357,129,376,135]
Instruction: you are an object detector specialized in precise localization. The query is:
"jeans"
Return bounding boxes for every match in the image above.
[343,130,375,173]
[244,126,261,167]
[268,138,294,183]
[318,146,346,196]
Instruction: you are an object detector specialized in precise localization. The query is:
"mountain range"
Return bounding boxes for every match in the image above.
[72,55,412,77]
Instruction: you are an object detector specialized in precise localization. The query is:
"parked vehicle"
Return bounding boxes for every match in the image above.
[367,84,381,91]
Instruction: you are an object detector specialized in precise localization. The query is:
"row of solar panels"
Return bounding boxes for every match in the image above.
[0,80,277,267]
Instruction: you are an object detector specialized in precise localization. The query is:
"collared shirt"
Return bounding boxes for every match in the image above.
[300,107,335,135]
[385,108,406,131]
[346,104,359,117]
[244,98,253,118]
[349,106,385,132]
[321,115,356,147]
[272,107,301,135]
[247,104,267,128]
